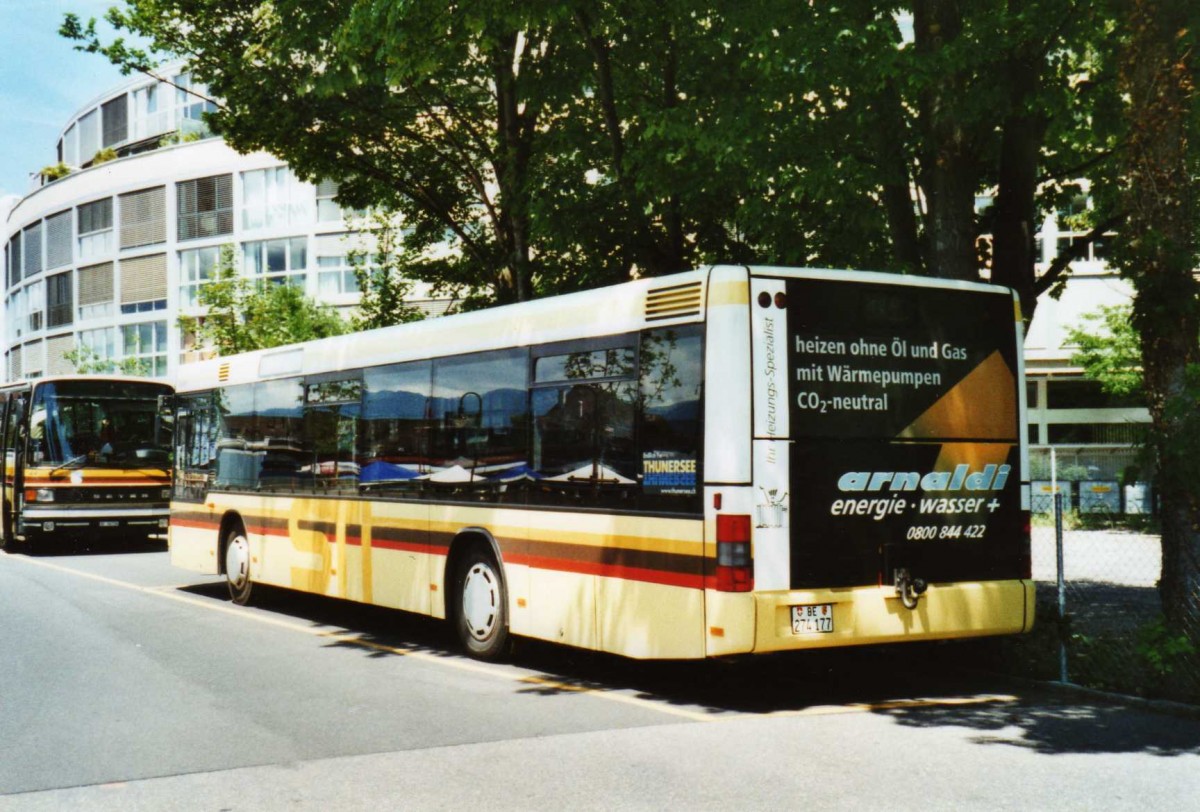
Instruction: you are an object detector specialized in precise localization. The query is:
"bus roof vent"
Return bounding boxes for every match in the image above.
[646,281,703,322]
[218,362,231,382]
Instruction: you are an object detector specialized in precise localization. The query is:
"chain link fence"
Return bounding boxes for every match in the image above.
[996,500,1200,705]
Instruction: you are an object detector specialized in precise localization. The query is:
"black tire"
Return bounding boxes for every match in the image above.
[454,547,510,660]
[223,526,253,605]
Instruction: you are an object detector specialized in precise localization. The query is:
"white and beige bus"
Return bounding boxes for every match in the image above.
[167,266,1034,660]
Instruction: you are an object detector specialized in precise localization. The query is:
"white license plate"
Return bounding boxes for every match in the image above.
[791,603,834,634]
[99,521,119,527]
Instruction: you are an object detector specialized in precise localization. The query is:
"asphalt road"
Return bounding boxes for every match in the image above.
[1,544,1198,811]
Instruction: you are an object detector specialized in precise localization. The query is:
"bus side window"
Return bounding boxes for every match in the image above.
[428,349,528,500]
[359,361,433,496]
[303,378,362,494]
[638,325,703,513]
[212,384,260,491]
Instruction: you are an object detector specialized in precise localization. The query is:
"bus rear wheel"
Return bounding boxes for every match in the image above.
[223,528,253,605]
[454,548,510,661]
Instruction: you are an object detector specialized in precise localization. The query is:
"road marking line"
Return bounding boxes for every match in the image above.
[2,552,1015,723]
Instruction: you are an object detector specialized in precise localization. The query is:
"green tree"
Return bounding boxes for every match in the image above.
[1067,304,1143,397]
[62,1,1121,322]
[63,345,150,376]
[347,214,429,331]
[178,245,347,355]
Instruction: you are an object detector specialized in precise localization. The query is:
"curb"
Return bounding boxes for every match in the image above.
[1040,679,1200,720]
[980,668,1200,720]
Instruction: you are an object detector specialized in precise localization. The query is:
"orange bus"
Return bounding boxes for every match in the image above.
[1,375,173,552]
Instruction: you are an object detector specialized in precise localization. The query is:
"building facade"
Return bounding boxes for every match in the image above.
[3,67,440,383]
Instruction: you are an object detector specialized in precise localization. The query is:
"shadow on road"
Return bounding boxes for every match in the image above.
[174,580,1200,757]
[876,696,1200,756]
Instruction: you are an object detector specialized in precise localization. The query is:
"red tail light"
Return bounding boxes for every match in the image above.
[716,514,754,592]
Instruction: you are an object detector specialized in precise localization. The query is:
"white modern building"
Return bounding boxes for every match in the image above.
[3,66,441,382]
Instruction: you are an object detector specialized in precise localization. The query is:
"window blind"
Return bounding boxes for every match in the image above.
[46,272,73,328]
[22,223,42,279]
[78,262,115,306]
[119,187,166,249]
[45,211,73,269]
[47,335,75,375]
[101,95,129,147]
[177,174,233,240]
[119,253,167,304]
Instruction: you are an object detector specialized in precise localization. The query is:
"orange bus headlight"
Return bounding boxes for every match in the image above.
[25,488,55,503]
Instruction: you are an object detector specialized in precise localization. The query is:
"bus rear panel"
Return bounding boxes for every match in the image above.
[709,270,1033,655]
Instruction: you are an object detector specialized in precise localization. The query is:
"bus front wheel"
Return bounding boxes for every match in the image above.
[223,528,253,605]
[454,548,510,661]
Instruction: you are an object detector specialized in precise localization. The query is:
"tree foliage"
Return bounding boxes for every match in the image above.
[1108,0,1200,650]
[64,345,150,376]
[63,1,1119,318]
[1067,305,1143,397]
[348,214,430,331]
[177,246,347,355]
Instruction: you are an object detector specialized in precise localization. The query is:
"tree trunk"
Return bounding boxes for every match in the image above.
[1119,0,1200,653]
[989,0,1047,324]
[870,80,924,274]
[913,0,979,281]
[492,31,535,303]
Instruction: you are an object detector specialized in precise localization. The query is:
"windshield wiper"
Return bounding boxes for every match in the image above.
[49,454,89,476]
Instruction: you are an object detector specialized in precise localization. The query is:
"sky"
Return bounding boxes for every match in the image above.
[0,1,138,204]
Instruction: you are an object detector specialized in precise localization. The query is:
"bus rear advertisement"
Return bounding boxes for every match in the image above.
[167,266,1033,660]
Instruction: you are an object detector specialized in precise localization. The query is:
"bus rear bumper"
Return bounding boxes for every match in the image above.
[743,579,1035,655]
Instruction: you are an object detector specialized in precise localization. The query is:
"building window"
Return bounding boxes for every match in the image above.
[77,262,115,321]
[8,288,26,341]
[119,253,168,314]
[101,94,129,148]
[133,80,174,141]
[47,334,75,376]
[175,72,217,128]
[78,108,100,164]
[1046,379,1143,410]
[243,237,307,288]
[45,211,73,270]
[46,272,72,329]
[25,280,44,334]
[315,235,359,296]
[122,320,168,377]
[242,167,314,231]
[62,123,78,167]
[179,246,222,308]
[119,187,167,249]
[78,198,115,260]
[9,234,22,288]
[177,175,233,241]
[315,179,364,224]
[22,222,42,279]
[1047,423,1148,445]
[79,327,117,366]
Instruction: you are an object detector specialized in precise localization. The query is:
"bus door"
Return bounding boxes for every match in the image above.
[1,390,29,546]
